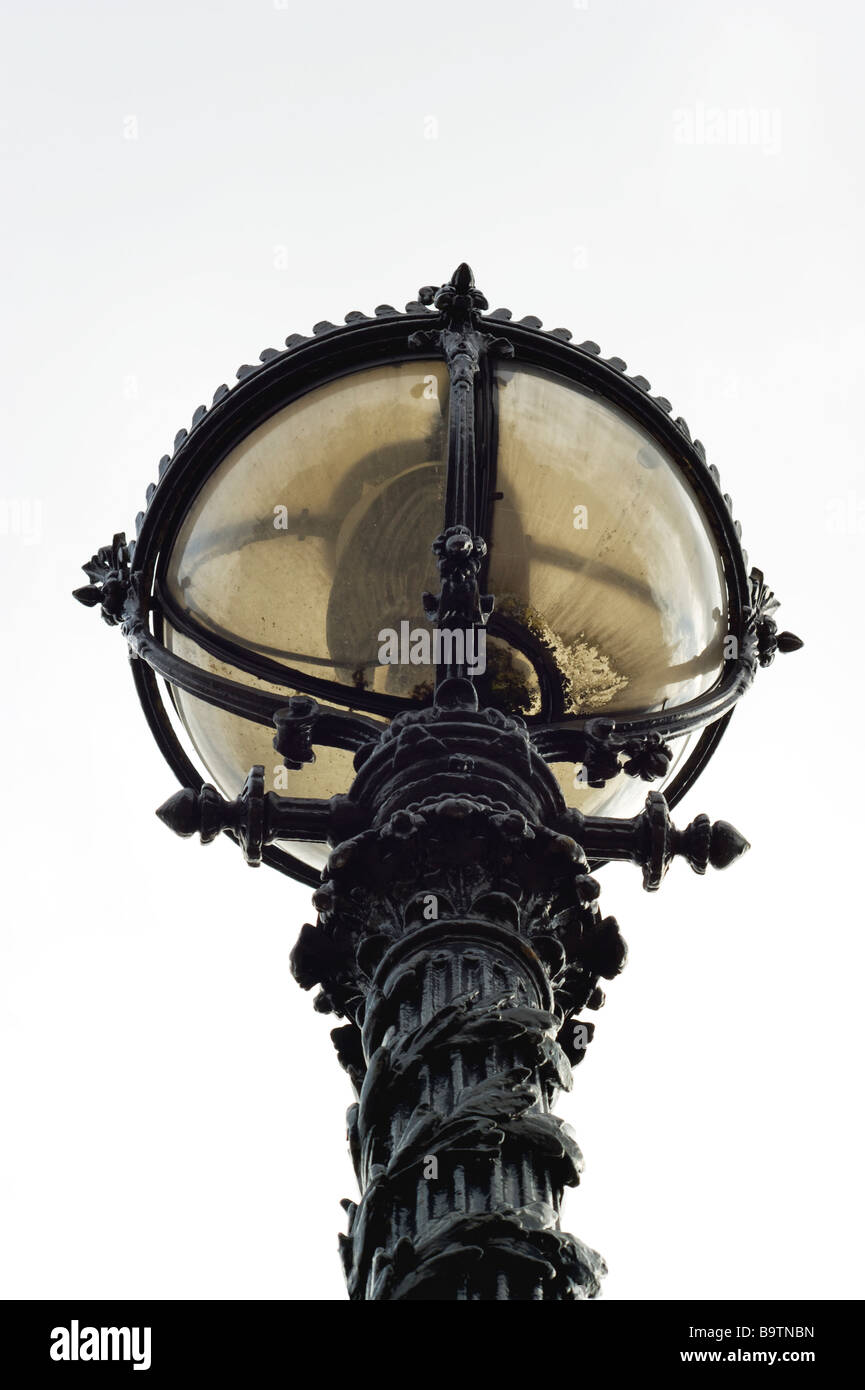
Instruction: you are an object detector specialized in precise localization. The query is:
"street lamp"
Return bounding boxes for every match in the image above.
[74,264,801,1301]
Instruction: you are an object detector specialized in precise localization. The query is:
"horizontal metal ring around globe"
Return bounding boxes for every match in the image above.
[123,581,758,760]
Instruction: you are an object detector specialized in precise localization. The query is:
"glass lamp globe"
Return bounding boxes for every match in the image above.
[162,356,727,870]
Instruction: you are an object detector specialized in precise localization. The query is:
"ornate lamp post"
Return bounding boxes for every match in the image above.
[74,265,801,1300]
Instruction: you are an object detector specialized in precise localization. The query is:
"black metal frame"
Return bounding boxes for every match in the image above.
[75,265,800,889]
[74,264,802,1301]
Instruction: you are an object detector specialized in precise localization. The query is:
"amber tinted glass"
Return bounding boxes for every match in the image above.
[165,361,449,699]
[164,361,450,869]
[163,359,727,861]
[489,364,727,717]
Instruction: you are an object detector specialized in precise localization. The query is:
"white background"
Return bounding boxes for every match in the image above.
[1,0,862,1301]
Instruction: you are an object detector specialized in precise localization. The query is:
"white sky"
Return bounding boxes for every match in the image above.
[1,0,862,1300]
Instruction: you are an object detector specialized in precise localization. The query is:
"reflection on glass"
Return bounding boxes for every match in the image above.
[490,365,727,716]
[166,362,450,698]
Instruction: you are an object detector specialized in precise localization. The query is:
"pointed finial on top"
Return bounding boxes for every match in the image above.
[417,264,488,330]
[451,262,475,294]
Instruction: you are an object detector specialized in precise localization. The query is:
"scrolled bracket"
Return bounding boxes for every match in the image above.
[72,532,133,627]
[746,567,803,670]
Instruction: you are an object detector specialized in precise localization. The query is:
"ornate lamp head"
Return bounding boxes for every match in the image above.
[74,264,801,884]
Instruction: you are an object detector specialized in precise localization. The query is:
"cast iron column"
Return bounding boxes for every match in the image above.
[291,679,619,1300]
